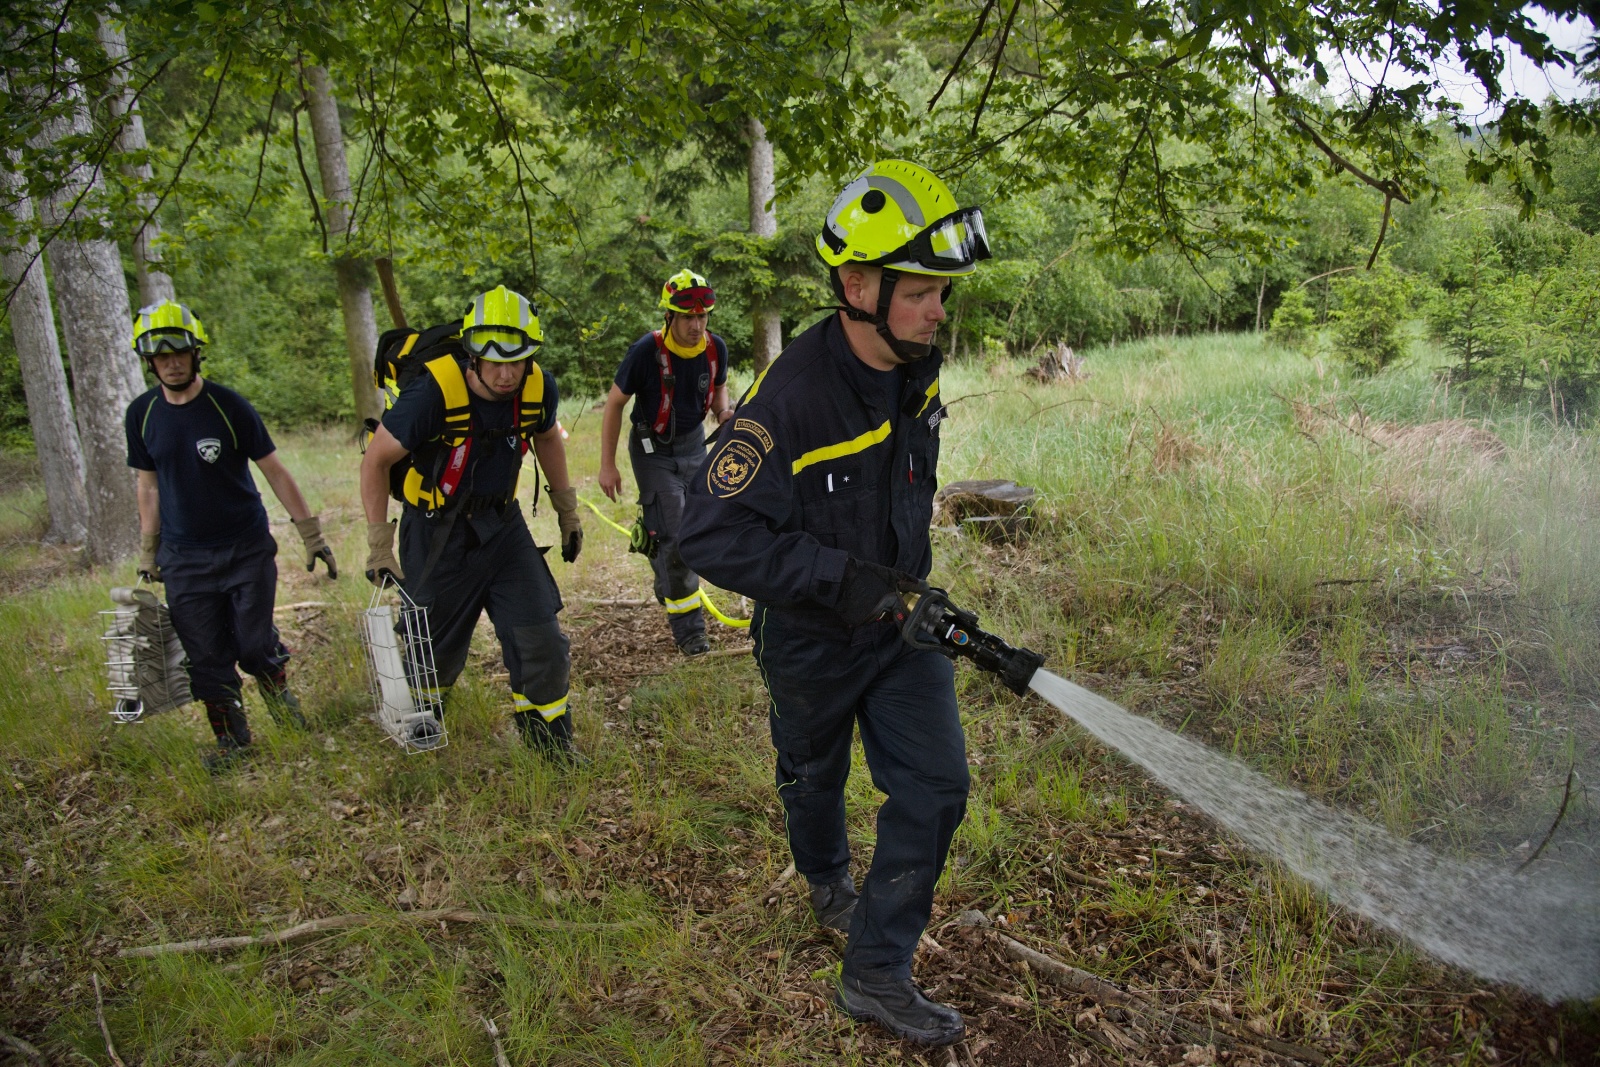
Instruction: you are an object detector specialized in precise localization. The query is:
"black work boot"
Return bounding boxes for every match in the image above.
[809,877,859,933]
[202,699,253,773]
[669,608,710,656]
[834,974,966,1046]
[512,711,586,765]
[258,671,308,729]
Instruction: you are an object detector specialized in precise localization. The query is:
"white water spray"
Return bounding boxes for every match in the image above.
[1028,669,1600,1001]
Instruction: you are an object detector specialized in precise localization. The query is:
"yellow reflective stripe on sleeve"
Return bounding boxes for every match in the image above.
[916,379,940,417]
[790,419,892,475]
[664,589,704,614]
[742,356,777,404]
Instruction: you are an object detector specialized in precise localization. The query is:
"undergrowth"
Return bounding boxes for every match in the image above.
[1,332,1595,1065]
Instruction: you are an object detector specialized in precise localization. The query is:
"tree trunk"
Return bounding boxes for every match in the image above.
[97,11,174,307]
[34,81,142,564]
[1,164,90,545]
[302,64,382,425]
[746,116,781,374]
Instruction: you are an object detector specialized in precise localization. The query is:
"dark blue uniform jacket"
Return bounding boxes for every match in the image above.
[680,314,946,636]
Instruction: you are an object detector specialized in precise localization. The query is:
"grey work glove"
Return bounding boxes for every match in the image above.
[138,531,162,583]
[365,520,404,586]
[546,485,583,563]
[834,558,924,628]
[294,515,338,578]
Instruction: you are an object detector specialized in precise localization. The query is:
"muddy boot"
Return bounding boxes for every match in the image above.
[258,671,308,729]
[834,974,965,1046]
[202,699,253,773]
[513,711,586,766]
[809,877,859,933]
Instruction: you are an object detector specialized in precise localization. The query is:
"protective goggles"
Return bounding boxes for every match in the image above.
[666,286,716,315]
[133,329,201,357]
[462,326,537,362]
[891,207,991,273]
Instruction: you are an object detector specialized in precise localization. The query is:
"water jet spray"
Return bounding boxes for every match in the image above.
[889,593,1599,1000]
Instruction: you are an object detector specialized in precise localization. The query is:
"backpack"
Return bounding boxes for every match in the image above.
[646,330,720,440]
[367,321,548,513]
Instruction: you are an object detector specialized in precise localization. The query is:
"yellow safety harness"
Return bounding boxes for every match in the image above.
[396,354,546,511]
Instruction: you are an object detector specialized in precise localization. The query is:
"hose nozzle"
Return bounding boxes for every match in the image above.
[892,587,1044,695]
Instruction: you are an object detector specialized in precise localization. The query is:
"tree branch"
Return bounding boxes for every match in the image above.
[289,99,328,254]
[928,0,997,112]
[971,0,1022,137]
[241,70,283,222]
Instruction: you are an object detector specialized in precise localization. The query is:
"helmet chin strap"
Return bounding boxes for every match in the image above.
[829,268,948,363]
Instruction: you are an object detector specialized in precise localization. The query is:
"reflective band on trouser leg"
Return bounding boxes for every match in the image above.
[664,589,704,615]
[514,690,569,722]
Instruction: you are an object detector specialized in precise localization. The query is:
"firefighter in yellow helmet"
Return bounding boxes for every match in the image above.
[680,162,989,1045]
[358,286,584,760]
[124,300,337,771]
[597,268,732,655]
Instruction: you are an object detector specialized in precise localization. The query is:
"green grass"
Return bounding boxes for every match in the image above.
[1,332,1595,1064]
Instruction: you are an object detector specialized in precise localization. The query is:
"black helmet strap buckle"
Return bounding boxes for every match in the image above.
[827,267,951,363]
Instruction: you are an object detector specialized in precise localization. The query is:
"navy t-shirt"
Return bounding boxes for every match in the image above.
[615,331,728,437]
[381,363,560,501]
[125,381,275,548]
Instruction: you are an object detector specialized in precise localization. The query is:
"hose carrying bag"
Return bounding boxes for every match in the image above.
[101,586,191,722]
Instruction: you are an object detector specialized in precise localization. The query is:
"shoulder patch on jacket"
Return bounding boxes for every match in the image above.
[732,418,773,453]
[707,437,763,497]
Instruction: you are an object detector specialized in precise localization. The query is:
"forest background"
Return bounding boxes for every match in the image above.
[1,0,1597,452]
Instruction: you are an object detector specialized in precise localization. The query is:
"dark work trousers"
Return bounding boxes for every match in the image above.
[160,531,289,706]
[752,605,970,982]
[629,426,708,647]
[398,505,571,721]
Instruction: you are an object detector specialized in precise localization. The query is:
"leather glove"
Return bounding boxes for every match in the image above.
[834,558,924,628]
[365,520,404,586]
[294,515,338,578]
[138,531,162,583]
[547,485,583,564]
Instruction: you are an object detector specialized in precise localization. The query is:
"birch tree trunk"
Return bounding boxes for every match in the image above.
[34,83,142,564]
[303,64,382,425]
[747,116,781,374]
[97,11,174,307]
[1,167,90,545]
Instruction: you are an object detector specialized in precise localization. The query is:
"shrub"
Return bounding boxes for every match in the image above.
[1268,286,1318,355]
[1330,261,1412,374]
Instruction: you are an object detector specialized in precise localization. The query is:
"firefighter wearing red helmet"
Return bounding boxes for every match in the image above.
[598,268,733,656]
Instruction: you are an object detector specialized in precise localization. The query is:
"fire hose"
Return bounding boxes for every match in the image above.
[576,495,750,628]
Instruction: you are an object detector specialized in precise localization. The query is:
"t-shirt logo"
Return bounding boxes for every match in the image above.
[196,438,222,464]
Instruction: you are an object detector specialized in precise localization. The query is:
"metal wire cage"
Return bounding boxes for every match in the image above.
[360,578,447,752]
[100,585,191,724]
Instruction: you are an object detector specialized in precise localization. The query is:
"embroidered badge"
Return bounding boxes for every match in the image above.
[196,438,222,464]
[928,406,946,433]
[732,418,773,453]
[708,439,763,497]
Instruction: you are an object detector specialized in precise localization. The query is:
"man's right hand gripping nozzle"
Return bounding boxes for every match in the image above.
[138,531,162,583]
[365,520,404,586]
[834,558,926,628]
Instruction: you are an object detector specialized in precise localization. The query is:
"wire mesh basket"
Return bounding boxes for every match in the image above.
[360,578,447,752]
[100,585,191,724]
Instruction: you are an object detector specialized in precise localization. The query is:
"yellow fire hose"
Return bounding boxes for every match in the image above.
[577,496,751,629]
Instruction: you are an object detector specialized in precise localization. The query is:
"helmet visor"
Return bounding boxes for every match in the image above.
[666,285,716,315]
[898,207,991,273]
[463,326,537,362]
[134,328,201,357]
